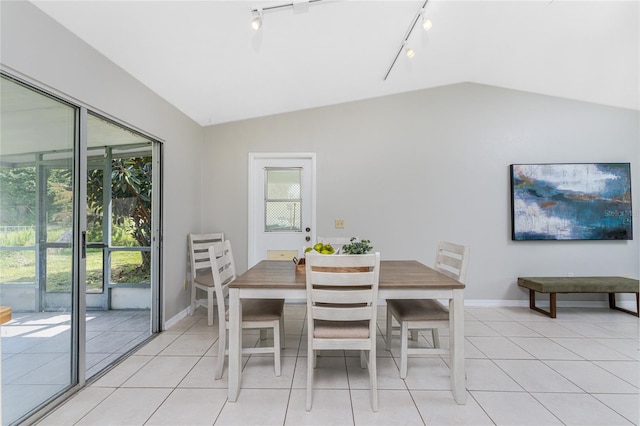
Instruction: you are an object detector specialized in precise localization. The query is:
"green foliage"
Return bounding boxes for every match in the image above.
[341,237,373,254]
[0,166,37,226]
[0,166,73,228]
[1,155,153,290]
[87,157,152,264]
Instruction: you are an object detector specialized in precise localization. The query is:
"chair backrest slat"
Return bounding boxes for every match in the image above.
[434,241,470,283]
[311,288,372,304]
[189,232,224,275]
[310,271,374,286]
[208,240,236,306]
[312,305,372,321]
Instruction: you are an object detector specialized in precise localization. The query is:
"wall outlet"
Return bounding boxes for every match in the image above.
[183,279,188,290]
[335,219,345,229]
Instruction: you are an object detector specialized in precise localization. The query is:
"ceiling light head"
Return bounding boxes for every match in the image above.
[405,47,416,59]
[251,9,263,30]
[421,8,433,31]
[422,17,432,31]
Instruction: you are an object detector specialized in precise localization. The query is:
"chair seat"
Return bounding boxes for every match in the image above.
[194,271,214,287]
[386,299,448,321]
[225,299,284,322]
[313,320,369,338]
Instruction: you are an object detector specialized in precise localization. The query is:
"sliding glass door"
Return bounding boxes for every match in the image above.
[0,74,162,425]
[0,75,78,425]
[84,114,158,378]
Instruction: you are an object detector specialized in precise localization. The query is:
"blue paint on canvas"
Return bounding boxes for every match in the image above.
[511,163,632,240]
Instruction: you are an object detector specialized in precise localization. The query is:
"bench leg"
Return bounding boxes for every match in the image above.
[608,293,640,317]
[529,289,557,318]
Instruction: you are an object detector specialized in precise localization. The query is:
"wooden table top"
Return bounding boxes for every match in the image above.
[231,259,465,290]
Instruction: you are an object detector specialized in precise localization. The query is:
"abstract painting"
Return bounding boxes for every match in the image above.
[510,163,632,240]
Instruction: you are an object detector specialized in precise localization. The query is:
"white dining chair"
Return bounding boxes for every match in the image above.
[188,232,225,326]
[305,252,380,412]
[385,241,469,379]
[208,240,285,379]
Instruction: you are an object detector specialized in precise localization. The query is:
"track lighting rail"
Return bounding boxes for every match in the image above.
[251,0,325,15]
[383,0,429,81]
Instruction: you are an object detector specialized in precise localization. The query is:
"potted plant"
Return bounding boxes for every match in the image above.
[341,237,373,254]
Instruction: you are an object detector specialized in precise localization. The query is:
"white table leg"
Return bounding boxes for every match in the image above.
[228,288,242,401]
[450,289,466,404]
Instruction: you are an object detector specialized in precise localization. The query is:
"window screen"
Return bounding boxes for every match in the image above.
[264,168,302,232]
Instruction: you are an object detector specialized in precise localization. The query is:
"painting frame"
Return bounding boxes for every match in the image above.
[510,163,633,241]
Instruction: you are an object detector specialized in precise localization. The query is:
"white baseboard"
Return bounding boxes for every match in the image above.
[452,299,638,310]
[164,306,191,330]
[291,298,637,309]
[168,298,636,327]
[386,298,638,310]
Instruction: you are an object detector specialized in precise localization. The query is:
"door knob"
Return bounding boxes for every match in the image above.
[305,236,311,241]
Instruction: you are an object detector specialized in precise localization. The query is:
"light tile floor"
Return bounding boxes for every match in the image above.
[38,305,639,425]
[2,310,150,425]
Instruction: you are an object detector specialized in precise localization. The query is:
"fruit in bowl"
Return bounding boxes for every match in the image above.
[306,243,335,255]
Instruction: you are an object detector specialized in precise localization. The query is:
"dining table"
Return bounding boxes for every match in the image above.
[227,259,467,404]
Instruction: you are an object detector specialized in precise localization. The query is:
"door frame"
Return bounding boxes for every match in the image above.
[248,152,316,268]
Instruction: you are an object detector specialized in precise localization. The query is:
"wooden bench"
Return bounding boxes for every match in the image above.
[0,306,11,324]
[518,276,639,318]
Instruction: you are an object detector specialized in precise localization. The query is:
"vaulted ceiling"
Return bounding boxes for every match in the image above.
[32,0,639,126]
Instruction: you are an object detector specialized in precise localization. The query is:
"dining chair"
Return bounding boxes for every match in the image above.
[188,232,225,326]
[385,241,469,379]
[305,252,381,412]
[208,240,285,379]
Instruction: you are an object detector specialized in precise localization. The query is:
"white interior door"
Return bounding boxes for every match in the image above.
[248,153,316,268]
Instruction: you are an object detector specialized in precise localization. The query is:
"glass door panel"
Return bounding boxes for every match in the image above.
[1,74,161,425]
[0,75,77,425]
[84,114,154,375]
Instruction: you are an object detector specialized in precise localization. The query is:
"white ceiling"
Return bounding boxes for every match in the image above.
[31,0,639,126]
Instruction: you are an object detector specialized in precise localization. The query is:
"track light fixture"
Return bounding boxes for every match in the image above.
[405,46,415,59]
[250,0,324,30]
[383,0,430,80]
[251,9,263,30]
[421,8,433,31]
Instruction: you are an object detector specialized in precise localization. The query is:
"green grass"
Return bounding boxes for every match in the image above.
[0,225,149,292]
[0,226,72,246]
[0,248,150,292]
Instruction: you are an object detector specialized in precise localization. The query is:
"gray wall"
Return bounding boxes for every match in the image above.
[1,1,203,324]
[202,83,639,304]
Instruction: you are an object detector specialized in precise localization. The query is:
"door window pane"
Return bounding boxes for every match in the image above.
[265,168,302,232]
